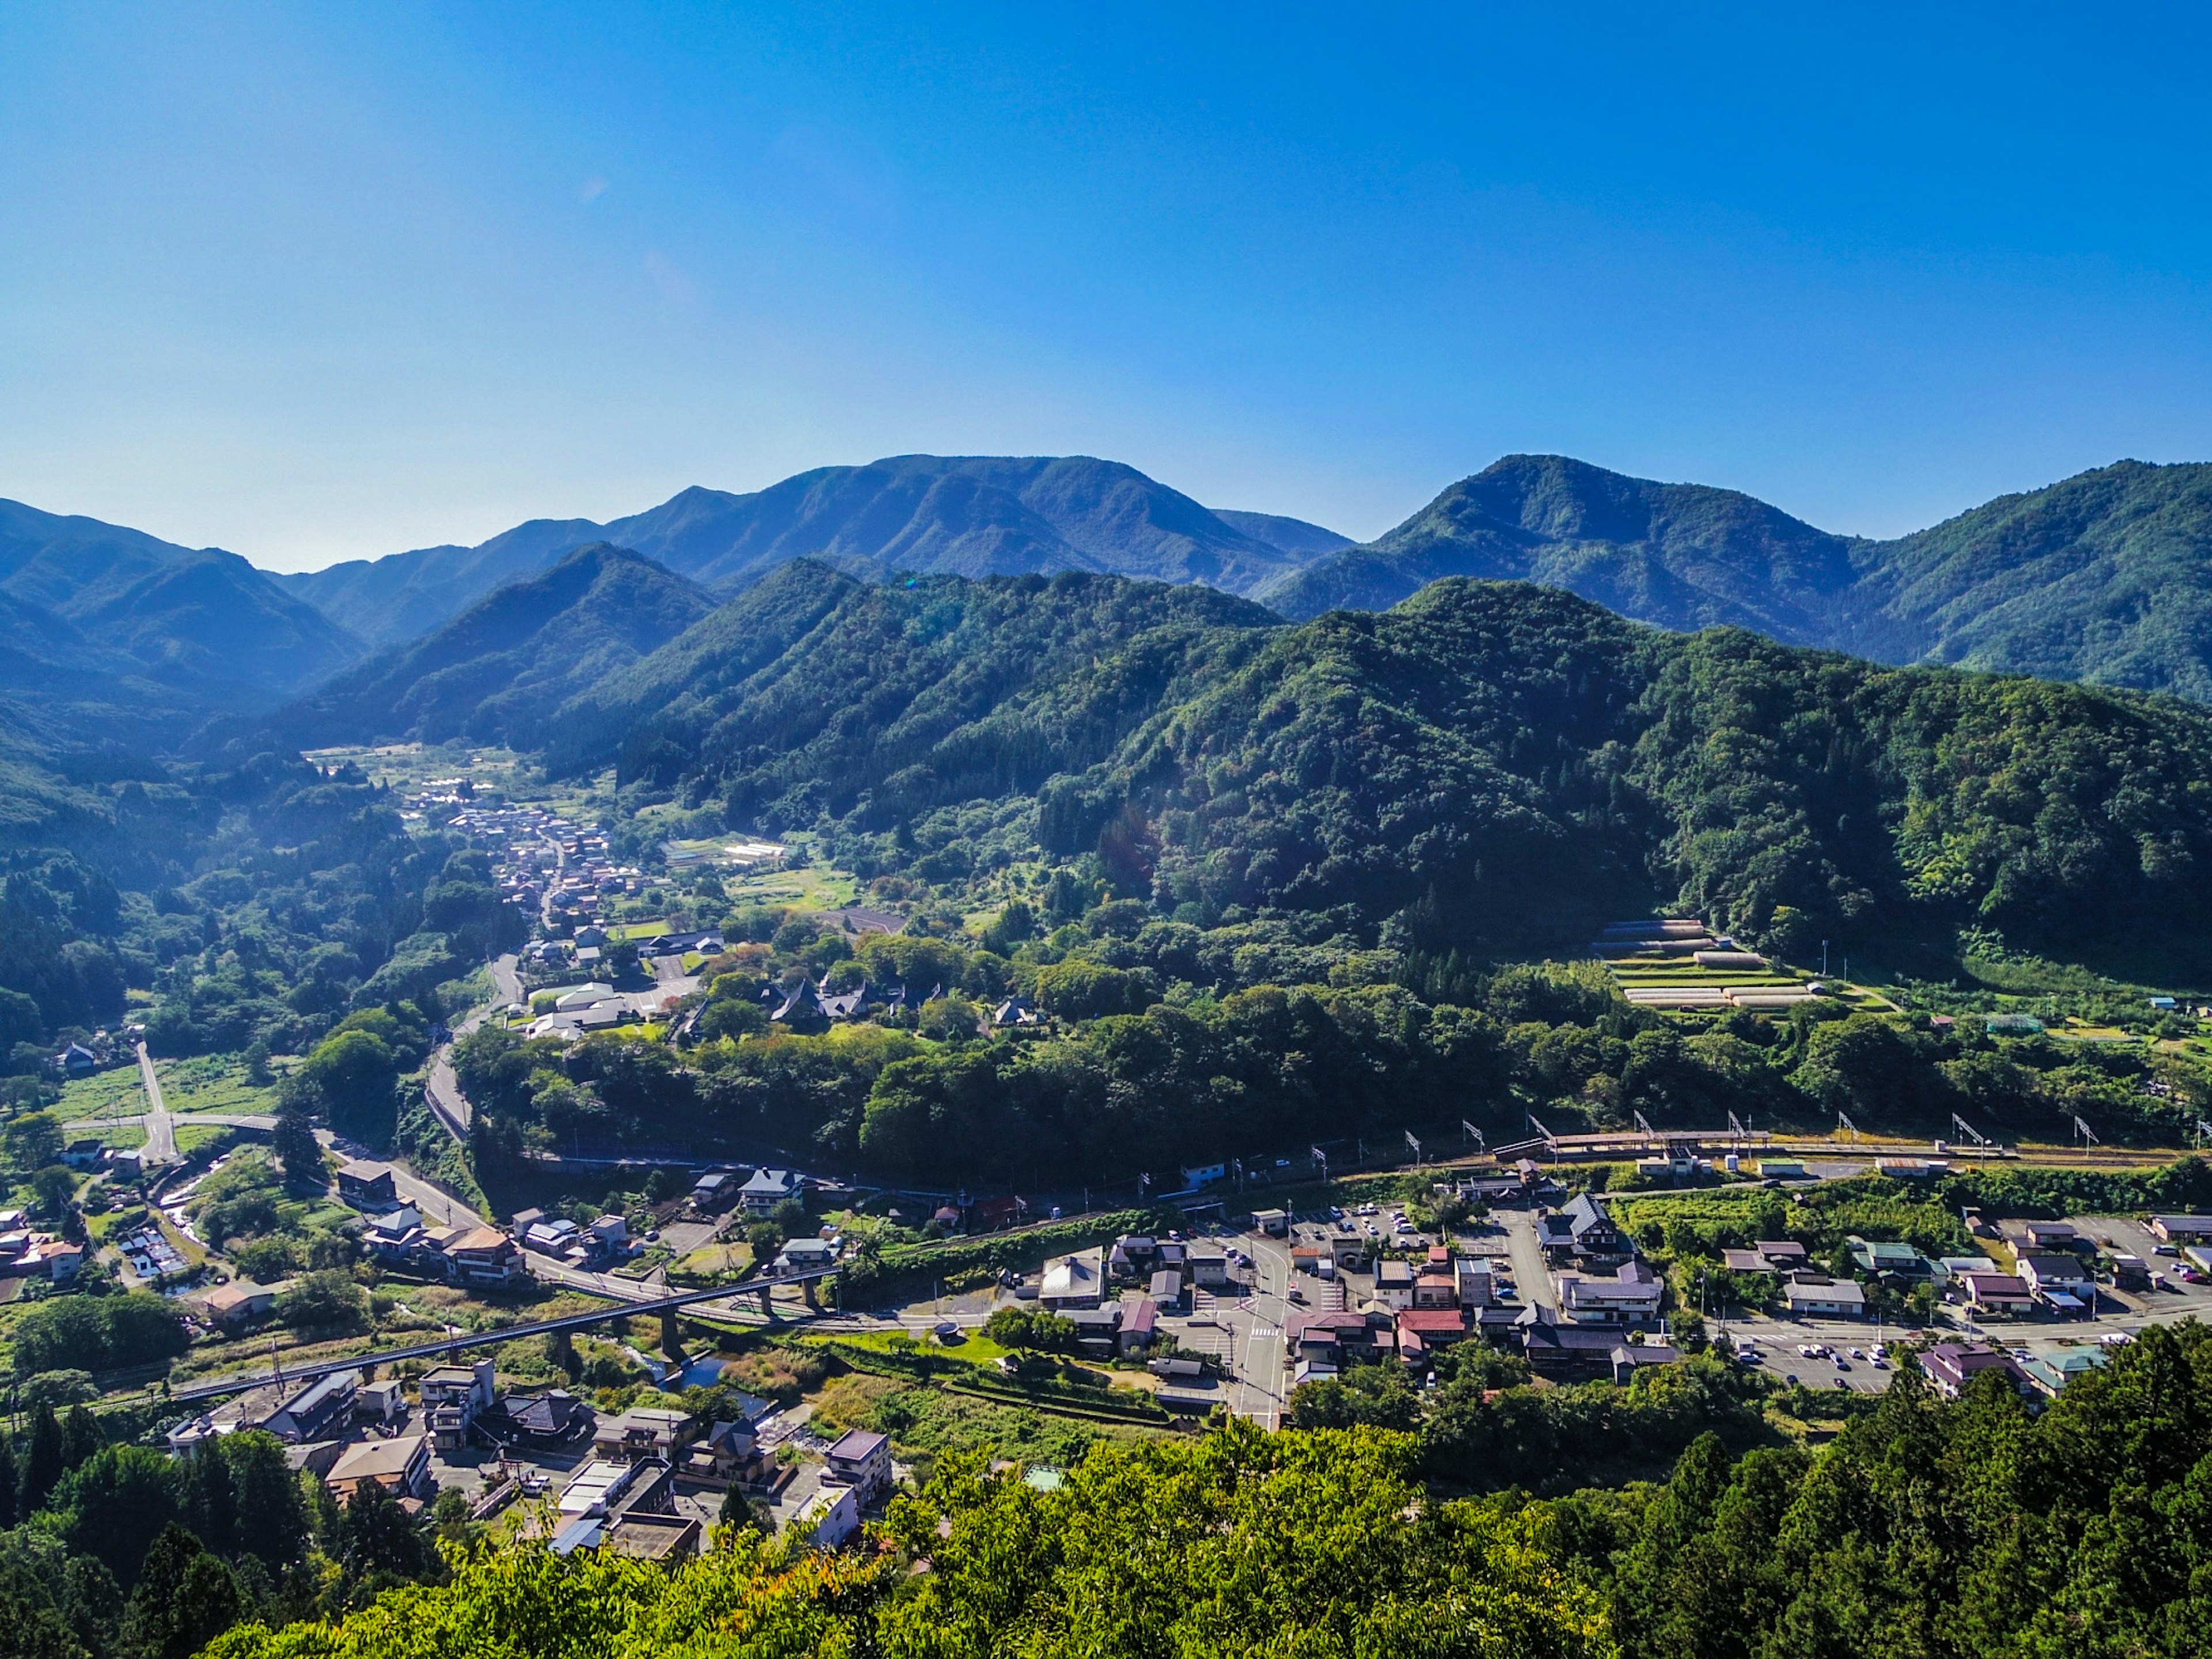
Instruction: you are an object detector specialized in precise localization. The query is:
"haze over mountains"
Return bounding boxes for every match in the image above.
[275,455,1342,647]
[19,449,2212,766]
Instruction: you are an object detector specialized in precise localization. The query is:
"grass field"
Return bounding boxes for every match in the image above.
[157,1052,287,1116]
[59,1066,147,1122]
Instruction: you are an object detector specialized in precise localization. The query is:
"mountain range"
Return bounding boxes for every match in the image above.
[22,449,2212,764]
[274,455,1347,647]
[243,552,2212,974]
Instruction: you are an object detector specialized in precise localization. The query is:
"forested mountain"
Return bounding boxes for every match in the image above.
[1262,454,2212,702]
[520,566,2212,977]
[258,544,715,751]
[0,499,365,710]
[276,456,1337,645]
[1208,507,1355,558]
[1858,459,2212,697]
[1253,454,1866,644]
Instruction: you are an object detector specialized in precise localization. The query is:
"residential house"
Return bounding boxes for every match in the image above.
[1540,1194,1629,1268]
[596,1406,697,1463]
[1919,1342,2031,1399]
[60,1138,103,1171]
[775,1235,842,1274]
[793,1482,861,1550]
[2017,1253,2094,1314]
[2023,1221,2082,1252]
[198,1281,279,1330]
[1455,1258,1494,1307]
[1412,1268,1460,1311]
[823,1428,895,1508]
[2022,1348,2111,1397]
[1394,1306,1472,1365]
[1373,1259,1415,1310]
[523,1217,583,1257]
[259,1371,360,1442]
[362,1209,427,1264]
[691,1168,740,1211]
[1118,1296,1158,1357]
[326,1434,433,1503]
[1186,1248,1230,1290]
[1147,1269,1185,1312]
[355,1380,406,1426]
[419,1359,496,1453]
[336,1161,399,1209]
[1557,1259,1665,1325]
[1039,1251,1105,1312]
[1783,1276,1868,1319]
[2150,1214,2212,1244]
[484,1388,590,1449]
[1516,1305,1627,1379]
[738,1168,799,1213]
[2111,1253,2153,1290]
[442,1226,529,1287]
[1848,1237,1929,1279]
[1061,1305,1124,1355]
[1611,1342,1681,1384]
[1289,1243,1325,1278]
[1932,1255,2002,1285]
[1960,1272,2035,1316]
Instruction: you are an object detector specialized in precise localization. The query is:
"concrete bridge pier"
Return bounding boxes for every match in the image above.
[661,1310,685,1360]
[757,1285,777,1320]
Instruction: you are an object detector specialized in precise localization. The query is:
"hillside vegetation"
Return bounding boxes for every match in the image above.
[1263,454,2212,704]
[470,562,2212,976]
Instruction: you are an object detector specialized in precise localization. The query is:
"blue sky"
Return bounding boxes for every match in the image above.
[5,4,2211,570]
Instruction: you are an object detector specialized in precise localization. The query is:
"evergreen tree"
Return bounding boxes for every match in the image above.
[271,1107,324,1192]
[181,1441,238,1558]
[225,1433,308,1570]
[20,1403,63,1512]
[119,1524,243,1659]
[0,1430,17,1528]
[57,1405,101,1471]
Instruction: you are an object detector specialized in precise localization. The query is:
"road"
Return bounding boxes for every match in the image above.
[1233,1230,1291,1426]
[1497,1207,1559,1312]
[135,1042,177,1165]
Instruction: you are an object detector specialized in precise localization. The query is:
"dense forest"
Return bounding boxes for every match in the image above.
[501,560,2212,979]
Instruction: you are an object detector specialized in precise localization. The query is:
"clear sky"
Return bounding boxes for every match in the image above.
[6,4,2212,570]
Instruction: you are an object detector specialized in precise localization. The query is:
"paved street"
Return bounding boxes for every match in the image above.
[135,1041,177,1164]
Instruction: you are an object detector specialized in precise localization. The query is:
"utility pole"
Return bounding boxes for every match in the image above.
[1821,940,1830,976]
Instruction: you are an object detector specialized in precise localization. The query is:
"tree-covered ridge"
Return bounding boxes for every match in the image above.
[1254,453,1867,645]
[276,454,1331,647]
[1862,458,2212,696]
[598,568,2212,971]
[1260,454,2212,705]
[559,562,1280,839]
[258,544,718,751]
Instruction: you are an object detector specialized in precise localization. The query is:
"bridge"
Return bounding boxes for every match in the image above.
[164,1263,843,1408]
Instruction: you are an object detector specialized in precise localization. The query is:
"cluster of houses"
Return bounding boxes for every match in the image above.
[1029,1233,1234,1360]
[761,976,1039,1032]
[338,1161,532,1288]
[161,1354,835,1561]
[0,1207,84,1283]
[435,799,639,930]
[1917,1338,2116,1400]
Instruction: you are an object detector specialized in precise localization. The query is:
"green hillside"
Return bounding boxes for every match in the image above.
[264,543,717,749]
[1261,454,2212,704]
[522,566,2212,979]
